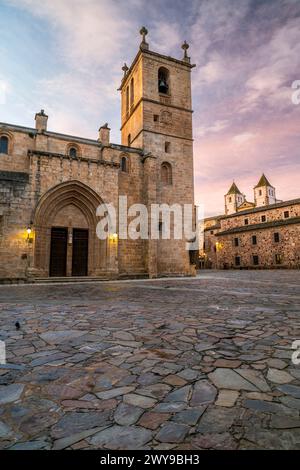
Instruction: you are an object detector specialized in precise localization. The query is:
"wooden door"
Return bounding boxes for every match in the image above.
[49,227,68,277]
[72,228,88,276]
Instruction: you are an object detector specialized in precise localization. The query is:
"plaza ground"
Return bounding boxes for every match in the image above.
[0,270,300,450]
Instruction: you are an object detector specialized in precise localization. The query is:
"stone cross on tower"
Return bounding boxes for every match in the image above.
[140,26,149,50]
[122,63,129,78]
[181,41,190,63]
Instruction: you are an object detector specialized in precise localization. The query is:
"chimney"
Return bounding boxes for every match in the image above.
[98,123,110,145]
[35,109,48,133]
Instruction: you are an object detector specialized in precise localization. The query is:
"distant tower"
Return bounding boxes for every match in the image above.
[224,182,245,215]
[254,174,276,207]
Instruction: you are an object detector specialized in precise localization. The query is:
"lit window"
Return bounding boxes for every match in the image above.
[0,136,8,154]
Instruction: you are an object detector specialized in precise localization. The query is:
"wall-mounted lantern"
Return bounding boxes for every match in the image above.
[109,233,118,243]
[26,225,33,243]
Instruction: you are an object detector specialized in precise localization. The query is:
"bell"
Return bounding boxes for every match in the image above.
[159,79,168,94]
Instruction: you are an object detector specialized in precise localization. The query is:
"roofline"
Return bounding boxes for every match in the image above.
[204,224,221,231]
[119,47,195,90]
[0,122,143,155]
[219,198,300,219]
[204,215,223,222]
[0,122,36,135]
[216,216,300,236]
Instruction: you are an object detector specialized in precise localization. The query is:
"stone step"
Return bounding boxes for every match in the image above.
[31,273,149,284]
[31,276,110,284]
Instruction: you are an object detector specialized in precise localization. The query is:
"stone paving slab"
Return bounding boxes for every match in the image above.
[0,270,300,449]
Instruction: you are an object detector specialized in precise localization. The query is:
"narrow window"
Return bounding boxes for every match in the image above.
[121,156,127,172]
[253,255,259,265]
[69,147,77,158]
[284,211,289,219]
[261,215,266,222]
[244,218,249,225]
[210,230,214,235]
[229,197,232,203]
[126,86,129,115]
[153,114,159,122]
[130,78,134,108]
[127,134,131,147]
[274,232,280,243]
[158,67,169,94]
[165,141,171,153]
[252,235,257,245]
[275,254,282,265]
[234,237,239,247]
[0,136,8,154]
[259,189,262,196]
[235,256,241,266]
[161,162,172,185]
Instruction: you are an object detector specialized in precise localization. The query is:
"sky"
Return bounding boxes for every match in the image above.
[0,0,299,216]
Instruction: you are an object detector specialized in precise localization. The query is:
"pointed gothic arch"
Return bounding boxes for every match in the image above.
[33,180,109,277]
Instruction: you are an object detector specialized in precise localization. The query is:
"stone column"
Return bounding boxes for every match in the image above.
[143,154,158,278]
[107,236,119,277]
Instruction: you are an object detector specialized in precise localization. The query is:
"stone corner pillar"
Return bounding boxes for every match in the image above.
[142,153,158,278]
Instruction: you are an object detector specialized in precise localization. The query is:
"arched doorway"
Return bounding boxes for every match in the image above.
[33,181,107,277]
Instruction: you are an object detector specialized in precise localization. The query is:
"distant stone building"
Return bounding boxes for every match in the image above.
[202,175,300,269]
[0,28,196,282]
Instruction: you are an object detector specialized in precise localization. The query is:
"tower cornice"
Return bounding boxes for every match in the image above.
[119,47,196,91]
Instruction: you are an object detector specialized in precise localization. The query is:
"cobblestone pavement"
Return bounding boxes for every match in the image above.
[0,270,300,450]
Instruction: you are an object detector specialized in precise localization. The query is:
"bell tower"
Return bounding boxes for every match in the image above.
[254,174,276,207]
[225,182,245,215]
[119,28,196,276]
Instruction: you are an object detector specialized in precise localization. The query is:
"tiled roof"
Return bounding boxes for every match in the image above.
[254,173,272,188]
[216,216,300,236]
[227,182,242,195]
[220,198,300,219]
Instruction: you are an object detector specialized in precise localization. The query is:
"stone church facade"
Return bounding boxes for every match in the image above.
[0,29,195,282]
[202,175,300,269]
